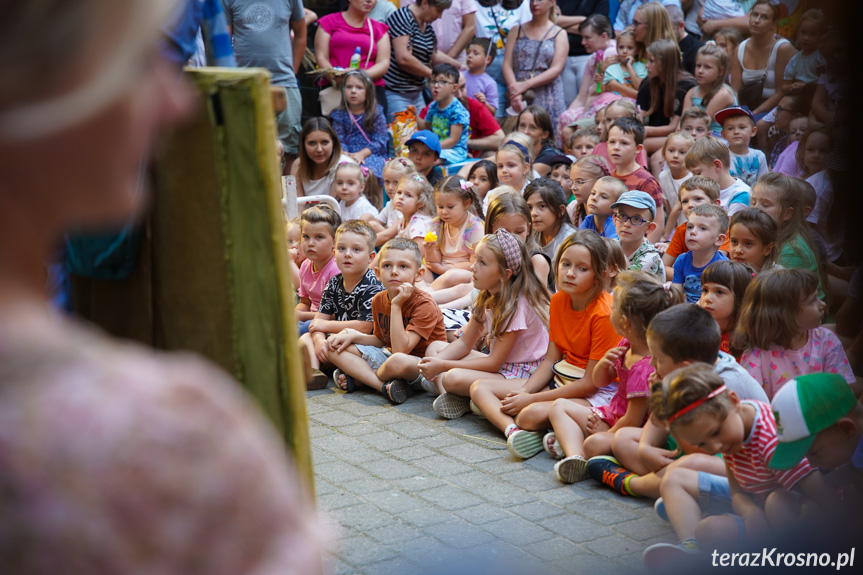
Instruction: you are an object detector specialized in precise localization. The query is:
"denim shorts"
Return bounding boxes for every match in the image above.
[355,344,392,371]
[697,471,733,516]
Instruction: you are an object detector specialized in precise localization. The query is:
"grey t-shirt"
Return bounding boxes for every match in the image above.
[714,351,769,404]
[223,0,305,87]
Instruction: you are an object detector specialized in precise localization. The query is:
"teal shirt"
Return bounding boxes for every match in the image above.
[778,233,825,300]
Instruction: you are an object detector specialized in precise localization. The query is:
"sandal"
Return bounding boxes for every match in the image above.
[333,369,356,393]
[382,380,409,404]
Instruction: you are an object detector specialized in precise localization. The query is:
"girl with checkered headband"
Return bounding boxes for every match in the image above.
[418,230,551,423]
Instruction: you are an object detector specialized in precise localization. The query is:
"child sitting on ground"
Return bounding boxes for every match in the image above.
[684,136,750,216]
[333,162,380,220]
[661,176,727,280]
[716,106,768,187]
[525,177,577,261]
[325,238,447,404]
[611,191,664,279]
[567,155,611,226]
[770,373,863,506]
[285,217,305,290]
[300,221,384,387]
[369,157,417,243]
[474,232,621,460]
[579,176,628,239]
[419,63,470,165]
[587,304,768,498]
[735,268,857,399]
[726,208,778,273]
[296,205,342,336]
[671,204,729,304]
[697,260,752,359]
[547,271,682,483]
[548,155,573,201]
[607,117,664,241]
[417,231,551,419]
[642,363,836,569]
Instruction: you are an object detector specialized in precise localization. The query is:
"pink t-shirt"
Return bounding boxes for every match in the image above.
[725,401,813,498]
[318,13,389,86]
[595,338,652,426]
[297,257,341,312]
[484,297,549,364]
[740,327,856,400]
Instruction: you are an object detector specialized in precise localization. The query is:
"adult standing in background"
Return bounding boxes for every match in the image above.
[223,0,307,173]
[383,0,457,122]
[730,0,795,118]
[403,0,478,62]
[556,0,609,106]
[316,0,392,116]
[473,0,533,117]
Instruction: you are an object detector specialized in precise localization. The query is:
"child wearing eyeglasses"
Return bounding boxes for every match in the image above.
[418,63,470,165]
[611,191,664,280]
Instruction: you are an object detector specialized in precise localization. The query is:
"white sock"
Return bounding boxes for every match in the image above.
[505,423,519,438]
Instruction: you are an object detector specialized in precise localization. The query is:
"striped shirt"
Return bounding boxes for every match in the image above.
[384,7,436,93]
[725,401,813,497]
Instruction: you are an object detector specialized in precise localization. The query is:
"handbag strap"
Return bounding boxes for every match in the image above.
[529,24,557,75]
[365,18,374,68]
[348,110,373,146]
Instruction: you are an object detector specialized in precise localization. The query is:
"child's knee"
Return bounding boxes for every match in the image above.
[548,397,570,417]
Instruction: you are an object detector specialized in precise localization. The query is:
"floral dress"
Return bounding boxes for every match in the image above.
[331,104,389,181]
[512,24,565,122]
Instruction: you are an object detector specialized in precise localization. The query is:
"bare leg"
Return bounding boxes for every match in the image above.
[429,282,473,306]
[583,430,614,459]
[299,333,320,370]
[378,352,421,383]
[326,345,385,392]
[547,398,594,457]
[441,364,502,396]
[516,397,591,431]
[611,427,650,475]
[658,467,705,541]
[430,268,472,291]
[470,377,530,434]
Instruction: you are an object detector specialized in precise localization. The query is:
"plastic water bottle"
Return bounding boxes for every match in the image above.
[349,47,361,70]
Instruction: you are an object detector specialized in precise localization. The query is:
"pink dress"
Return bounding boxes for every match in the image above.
[595,338,653,426]
[484,297,550,378]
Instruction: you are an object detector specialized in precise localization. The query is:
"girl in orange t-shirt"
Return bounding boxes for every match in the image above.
[492,230,621,461]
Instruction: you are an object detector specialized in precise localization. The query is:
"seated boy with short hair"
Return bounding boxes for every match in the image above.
[716,106,768,187]
[684,136,750,216]
[611,190,664,279]
[326,237,447,404]
[407,130,444,187]
[607,117,665,242]
[671,204,729,303]
[300,220,384,388]
[579,175,629,239]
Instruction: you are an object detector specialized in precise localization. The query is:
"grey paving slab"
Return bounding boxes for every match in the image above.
[307,384,671,574]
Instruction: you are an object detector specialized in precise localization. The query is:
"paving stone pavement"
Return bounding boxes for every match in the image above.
[307,383,677,575]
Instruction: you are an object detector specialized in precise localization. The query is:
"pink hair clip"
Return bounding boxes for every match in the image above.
[459,179,474,190]
[360,165,369,178]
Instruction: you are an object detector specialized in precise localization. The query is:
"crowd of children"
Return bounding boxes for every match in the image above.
[288,3,859,569]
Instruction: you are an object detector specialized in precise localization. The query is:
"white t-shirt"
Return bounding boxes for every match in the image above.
[340,195,379,220]
[474,0,532,49]
[719,178,751,216]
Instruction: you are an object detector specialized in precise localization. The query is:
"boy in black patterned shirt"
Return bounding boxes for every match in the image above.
[300,221,384,387]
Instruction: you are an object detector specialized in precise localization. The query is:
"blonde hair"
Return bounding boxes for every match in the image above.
[383,157,417,179]
[604,237,627,290]
[694,43,730,108]
[472,233,550,338]
[649,363,734,429]
[397,173,436,217]
[679,175,720,202]
[334,161,382,210]
[484,192,540,253]
[614,270,684,340]
[684,136,731,169]
[734,268,819,351]
[500,132,535,165]
[662,130,695,155]
[300,204,342,239]
[594,175,629,202]
[336,219,377,253]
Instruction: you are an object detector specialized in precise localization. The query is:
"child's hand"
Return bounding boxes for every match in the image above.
[391,282,414,306]
[308,318,329,333]
[654,241,669,255]
[500,389,533,416]
[604,54,620,66]
[474,92,486,104]
[417,356,445,380]
[585,410,611,434]
[597,346,627,373]
[326,331,353,354]
[640,444,678,472]
[313,336,330,363]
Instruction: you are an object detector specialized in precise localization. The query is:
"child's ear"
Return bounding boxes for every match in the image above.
[713,199,721,205]
[837,418,859,438]
[712,159,723,171]
[646,221,658,234]
[636,143,644,154]
[504,268,513,281]
[714,231,727,247]
[750,124,758,136]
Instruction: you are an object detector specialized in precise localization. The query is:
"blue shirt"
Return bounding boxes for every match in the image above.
[426,98,470,162]
[672,250,728,303]
[579,214,619,239]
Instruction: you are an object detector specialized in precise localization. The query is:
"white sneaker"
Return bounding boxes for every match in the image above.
[554,454,588,483]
